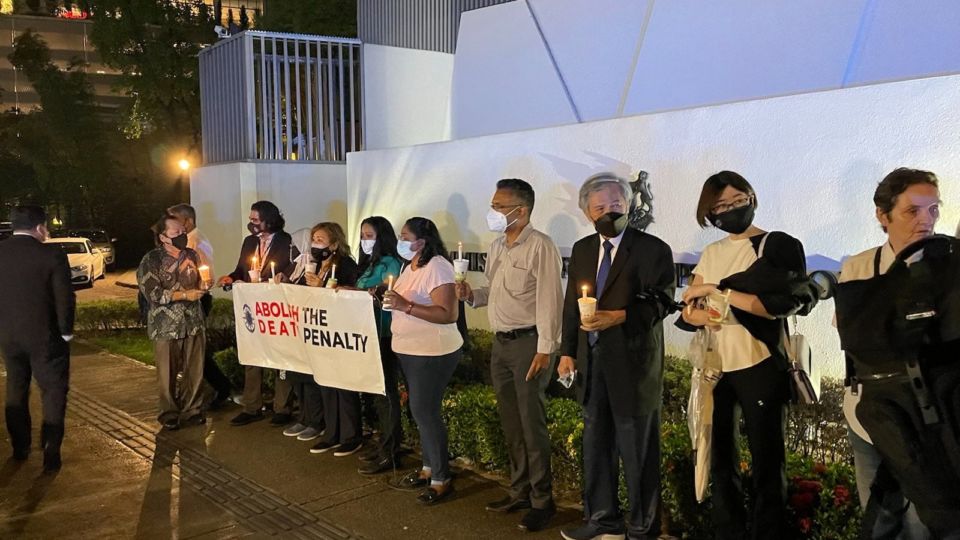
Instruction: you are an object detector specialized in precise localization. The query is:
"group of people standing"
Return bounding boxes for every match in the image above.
[4,162,954,540]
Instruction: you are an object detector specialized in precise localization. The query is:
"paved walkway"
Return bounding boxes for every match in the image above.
[0,343,583,539]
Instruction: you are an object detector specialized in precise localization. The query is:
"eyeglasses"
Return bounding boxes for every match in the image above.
[711,196,752,215]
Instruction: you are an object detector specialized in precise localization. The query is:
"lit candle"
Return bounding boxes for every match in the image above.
[198,265,211,283]
[270,261,276,280]
[582,285,588,299]
[331,264,337,280]
[387,274,394,290]
[458,241,463,260]
[251,256,258,271]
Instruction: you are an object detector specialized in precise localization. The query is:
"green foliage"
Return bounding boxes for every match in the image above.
[256,0,356,37]
[213,346,244,390]
[452,328,493,385]
[442,384,509,472]
[86,331,155,365]
[75,299,142,331]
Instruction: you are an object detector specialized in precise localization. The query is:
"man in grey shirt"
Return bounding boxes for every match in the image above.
[457,178,563,533]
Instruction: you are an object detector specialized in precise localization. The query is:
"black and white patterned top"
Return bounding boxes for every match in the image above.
[137,247,204,340]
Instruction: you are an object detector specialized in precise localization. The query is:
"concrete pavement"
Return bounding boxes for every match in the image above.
[0,342,583,539]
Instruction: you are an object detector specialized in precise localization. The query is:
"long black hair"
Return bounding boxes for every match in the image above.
[251,200,286,233]
[357,216,400,276]
[404,217,449,268]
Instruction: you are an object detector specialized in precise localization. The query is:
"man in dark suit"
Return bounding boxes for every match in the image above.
[0,205,75,472]
[216,200,294,427]
[558,173,675,540]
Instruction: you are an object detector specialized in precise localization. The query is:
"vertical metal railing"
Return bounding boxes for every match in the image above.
[199,31,363,164]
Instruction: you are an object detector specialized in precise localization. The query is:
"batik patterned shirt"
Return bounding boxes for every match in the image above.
[137,247,205,341]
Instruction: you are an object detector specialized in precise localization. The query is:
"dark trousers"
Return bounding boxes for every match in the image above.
[2,339,70,458]
[398,349,461,483]
[372,335,403,458]
[857,368,960,539]
[711,357,788,540]
[319,386,361,445]
[491,333,553,509]
[200,294,231,398]
[582,345,661,539]
[289,372,324,429]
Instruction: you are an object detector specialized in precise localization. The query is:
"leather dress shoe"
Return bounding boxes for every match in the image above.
[519,503,556,532]
[358,455,400,475]
[270,413,293,426]
[390,470,430,491]
[183,414,206,427]
[486,495,531,513]
[12,447,30,461]
[161,417,180,430]
[42,452,62,473]
[229,411,264,426]
[560,524,625,540]
[417,483,454,505]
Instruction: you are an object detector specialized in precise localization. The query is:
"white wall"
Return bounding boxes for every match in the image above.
[442,0,960,139]
[362,44,455,150]
[191,161,347,291]
[347,74,960,380]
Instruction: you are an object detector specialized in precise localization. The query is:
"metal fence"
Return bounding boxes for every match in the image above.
[199,31,362,164]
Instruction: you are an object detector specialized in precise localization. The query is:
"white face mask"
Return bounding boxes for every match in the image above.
[360,239,376,255]
[396,240,417,261]
[486,207,520,233]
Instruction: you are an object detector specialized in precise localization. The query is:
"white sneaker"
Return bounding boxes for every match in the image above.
[296,427,322,441]
[283,423,308,437]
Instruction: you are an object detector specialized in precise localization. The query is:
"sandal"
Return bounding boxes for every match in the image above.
[417,483,455,506]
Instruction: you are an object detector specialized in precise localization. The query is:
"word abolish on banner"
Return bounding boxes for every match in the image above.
[232,283,385,395]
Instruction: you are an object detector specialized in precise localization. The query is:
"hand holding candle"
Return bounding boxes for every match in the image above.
[578,284,597,321]
[198,265,212,289]
[382,275,395,311]
[326,264,338,289]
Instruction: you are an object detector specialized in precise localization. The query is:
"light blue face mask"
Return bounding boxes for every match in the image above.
[396,240,417,261]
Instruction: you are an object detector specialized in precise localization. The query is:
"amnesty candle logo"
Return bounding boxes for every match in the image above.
[243,304,256,333]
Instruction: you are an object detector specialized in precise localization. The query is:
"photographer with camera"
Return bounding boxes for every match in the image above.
[835,168,960,539]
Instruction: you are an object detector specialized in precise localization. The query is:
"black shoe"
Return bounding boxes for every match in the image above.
[309,441,341,454]
[358,455,400,475]
[208,392,232,411]
[161,417,180,430]
[12,447,29,461]
[229,411,264,426]
[387,470,430,491]
[486,495,532,513]
[416,483,454,505]
[183,414,206,427]
[519,504,556,532]
[560,524,625,540]
[333,440,363,457]
[269,413,293,426]
[42,452,62,473]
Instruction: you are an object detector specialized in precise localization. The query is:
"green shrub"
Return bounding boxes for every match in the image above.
[76,299,142,331]
[442,384,509,472]
[213,347,244,390]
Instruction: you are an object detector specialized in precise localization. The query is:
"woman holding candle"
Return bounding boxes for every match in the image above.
[383,217,462,505]
[303,222,365,457]
[680,171,815,540]
[352,216,405,475]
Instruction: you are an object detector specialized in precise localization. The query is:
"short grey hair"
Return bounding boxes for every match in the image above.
[578,172,633,213]
[167,203,197,223]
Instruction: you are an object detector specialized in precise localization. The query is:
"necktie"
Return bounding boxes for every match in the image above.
[589,240,614,346]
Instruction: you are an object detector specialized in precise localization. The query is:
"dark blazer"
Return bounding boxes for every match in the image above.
[228,231,293,282]
[560,227,676,417]
[0,235,76,350]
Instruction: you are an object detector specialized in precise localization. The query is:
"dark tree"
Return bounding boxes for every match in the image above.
[214,0,222,24]
[257,0,357,36]
[226,8,234,27]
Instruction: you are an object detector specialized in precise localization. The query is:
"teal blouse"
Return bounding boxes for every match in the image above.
[356,255,403,336]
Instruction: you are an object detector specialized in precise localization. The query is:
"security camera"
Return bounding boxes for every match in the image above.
[214,25,230,39]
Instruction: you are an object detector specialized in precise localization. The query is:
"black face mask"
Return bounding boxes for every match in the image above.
[708,204,755,234]
[594,212,629,238]
[311,247,332,261]
[247,221,261,236]
[170,233,188,250]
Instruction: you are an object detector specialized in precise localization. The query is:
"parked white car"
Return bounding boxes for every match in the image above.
[46,237,106,286]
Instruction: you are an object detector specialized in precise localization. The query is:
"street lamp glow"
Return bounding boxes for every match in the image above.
[178,159,191,171]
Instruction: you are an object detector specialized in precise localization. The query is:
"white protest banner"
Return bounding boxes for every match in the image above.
[232,282,385,394]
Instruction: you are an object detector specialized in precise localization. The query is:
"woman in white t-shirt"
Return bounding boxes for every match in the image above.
[681,171,809,540]
[383,217,463,505]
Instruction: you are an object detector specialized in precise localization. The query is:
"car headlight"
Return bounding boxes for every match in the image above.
[71,265,87,271]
